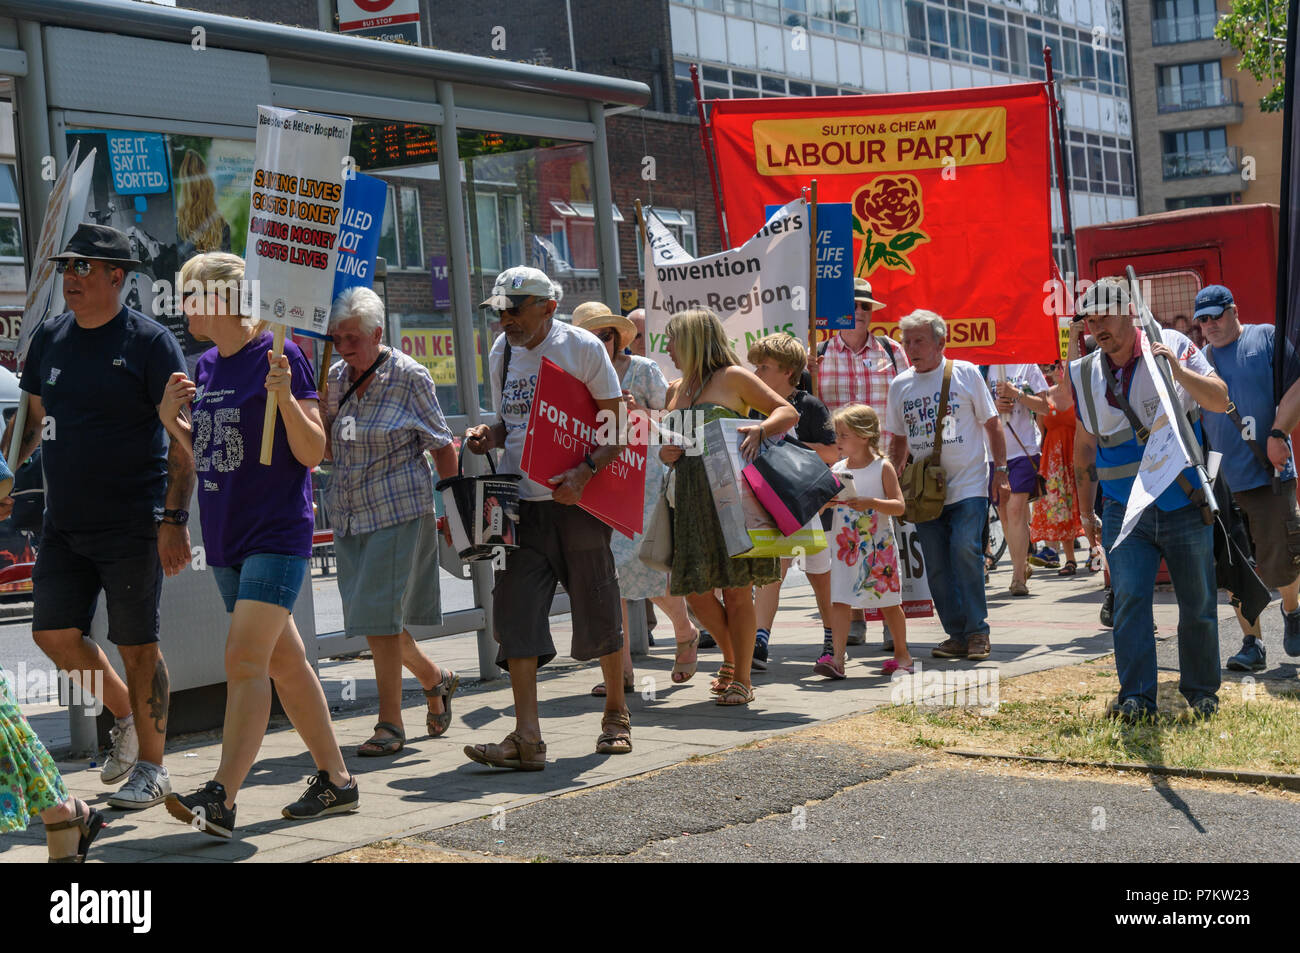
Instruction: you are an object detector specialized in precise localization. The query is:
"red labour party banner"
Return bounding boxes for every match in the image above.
[521,358,647,538]
[708,84,1057,364]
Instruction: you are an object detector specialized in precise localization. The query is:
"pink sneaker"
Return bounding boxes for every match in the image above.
[813,654,846,679]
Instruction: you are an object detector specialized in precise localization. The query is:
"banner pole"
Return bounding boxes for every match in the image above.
[1125,264,1218,519]
[807,180,819,395]
[690,64,731,250]
[1043,46,1075,267]
[260,322,287,466]
[317,341,333,394]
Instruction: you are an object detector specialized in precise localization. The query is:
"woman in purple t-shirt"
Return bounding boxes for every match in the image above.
[156,252,357,840]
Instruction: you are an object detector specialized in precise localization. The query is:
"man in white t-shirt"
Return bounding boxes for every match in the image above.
[984,363,1050,596]
[887,310,1010,661]
[462,266,630,771]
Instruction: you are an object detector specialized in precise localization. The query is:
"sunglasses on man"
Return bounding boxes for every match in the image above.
[55,259,101,277]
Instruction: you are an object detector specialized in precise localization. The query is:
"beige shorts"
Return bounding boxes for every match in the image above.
[1234,479,1300,589]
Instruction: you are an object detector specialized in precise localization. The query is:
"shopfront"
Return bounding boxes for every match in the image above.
[0,0,648,745]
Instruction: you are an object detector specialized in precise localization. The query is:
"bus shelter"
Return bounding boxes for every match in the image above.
[0,0,649,750]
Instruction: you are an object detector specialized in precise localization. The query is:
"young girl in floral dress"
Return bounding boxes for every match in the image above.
[819,404,911,678]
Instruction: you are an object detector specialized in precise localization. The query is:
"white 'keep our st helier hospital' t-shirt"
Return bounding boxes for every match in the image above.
[489,319,622,501]
[886,358,998,505]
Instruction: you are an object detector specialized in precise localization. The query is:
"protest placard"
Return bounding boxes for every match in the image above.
[521,358,646,538]
[643,199,810,381]
[243,105,352,463]
[861,518,933,620]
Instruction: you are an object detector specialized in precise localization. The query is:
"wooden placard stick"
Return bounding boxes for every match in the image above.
[317,340,333,394]
[807,179,819,395]
[260,322,287,465]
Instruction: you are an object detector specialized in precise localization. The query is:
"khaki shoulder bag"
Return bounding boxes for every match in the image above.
[900,359,952,524]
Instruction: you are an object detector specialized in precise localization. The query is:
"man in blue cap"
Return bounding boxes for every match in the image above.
[1196,283,1300,671]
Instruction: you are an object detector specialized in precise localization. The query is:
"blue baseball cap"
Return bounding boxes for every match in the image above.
[1193,285,1234,319]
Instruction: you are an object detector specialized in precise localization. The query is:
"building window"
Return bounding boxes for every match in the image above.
[0,162,20,263]
[1166,194,1236,210]
[1162,127,1239,179]
[378,185,424,271]
[1152,0,1219,44]
[1157,61,1234,112]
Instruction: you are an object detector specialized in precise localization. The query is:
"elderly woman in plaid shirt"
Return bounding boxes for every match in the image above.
[324,287,459,757]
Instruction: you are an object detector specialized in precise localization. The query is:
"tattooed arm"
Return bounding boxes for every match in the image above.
[157,436,195,577]
[1073,418,1102,549]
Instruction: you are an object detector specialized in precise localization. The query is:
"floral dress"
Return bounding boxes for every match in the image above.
[610,355,671,600]
[828,458,903,609]
[0,671,68,833]
[1030,401,1083,545]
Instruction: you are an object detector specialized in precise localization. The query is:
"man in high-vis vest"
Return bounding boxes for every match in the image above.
[1070,277,1229,722]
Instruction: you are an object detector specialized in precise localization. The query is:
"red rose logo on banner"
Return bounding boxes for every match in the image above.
[707,84,1056,363]
[852,174,929,276]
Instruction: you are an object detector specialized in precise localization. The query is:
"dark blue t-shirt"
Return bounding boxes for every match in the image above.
[20,307,186,531]
[1203,323,1297,492]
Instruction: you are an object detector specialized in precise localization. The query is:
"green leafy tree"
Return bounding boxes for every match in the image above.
[1216,0,1289,112]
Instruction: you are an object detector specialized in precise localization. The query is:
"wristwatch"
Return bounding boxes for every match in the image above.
[159,508,189,526]
[1269,429,1291,442]
[994,465,1009,473]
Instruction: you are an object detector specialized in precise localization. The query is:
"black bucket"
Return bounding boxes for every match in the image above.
[435,443,521,561]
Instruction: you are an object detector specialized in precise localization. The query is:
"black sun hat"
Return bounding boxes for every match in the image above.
[48,223,142,270]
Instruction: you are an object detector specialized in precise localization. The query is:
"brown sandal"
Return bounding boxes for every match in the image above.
[591,676,636,697]
[716,682,755,706]
[464,731,546,771]
[672,633,699,684]
[595,710,633,755]
[424,669,459,738]
[710,661,736,695]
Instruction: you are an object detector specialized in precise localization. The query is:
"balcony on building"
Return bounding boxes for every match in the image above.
[1162,145,1242,179]
[1157,77,1240,113]
[1152,12,1219,44]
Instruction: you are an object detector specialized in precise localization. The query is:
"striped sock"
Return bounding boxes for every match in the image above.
[755,627,770,648]
[822,627,833,656]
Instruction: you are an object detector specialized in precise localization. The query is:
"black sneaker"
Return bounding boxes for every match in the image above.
[282,771,360,820]
[752,640,769,671]
[165,780,236,839]
[1100,589,1114,628]
[698,629,717,650]
[1106,696,1155,724]
[1226,637,1267,672]
[1186,696,1219,720]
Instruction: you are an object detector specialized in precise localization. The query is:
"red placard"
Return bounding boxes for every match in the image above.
[708,84,1056,364]
[521,358,647,538]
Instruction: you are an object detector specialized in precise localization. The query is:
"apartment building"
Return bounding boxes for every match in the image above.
[1125,0,1282,211]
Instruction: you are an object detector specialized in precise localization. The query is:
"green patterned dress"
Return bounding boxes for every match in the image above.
[668,402,781,596]
[0,672,69,833]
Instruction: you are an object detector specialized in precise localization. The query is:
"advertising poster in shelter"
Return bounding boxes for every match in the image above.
[65,129,256,364]
[243,106,353,335]
[643,199,811,382]
[708,85,1055,364]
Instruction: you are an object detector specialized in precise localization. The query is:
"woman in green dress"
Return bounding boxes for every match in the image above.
[659,309,798,706]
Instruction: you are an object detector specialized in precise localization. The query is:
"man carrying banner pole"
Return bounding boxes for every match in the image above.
[1070,276,1229,722]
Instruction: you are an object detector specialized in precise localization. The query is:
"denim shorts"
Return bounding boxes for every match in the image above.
[212,554,309,613]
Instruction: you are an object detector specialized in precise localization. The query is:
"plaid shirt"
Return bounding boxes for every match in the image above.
[324,348,453,536]
[816,333,910,431]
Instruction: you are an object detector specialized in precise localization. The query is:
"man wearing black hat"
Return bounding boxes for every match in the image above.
[10,223,191,808]
[1197,283,1300,671]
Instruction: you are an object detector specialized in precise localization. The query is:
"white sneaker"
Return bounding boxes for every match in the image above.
[100,720,139,785]
[107,763,171,810]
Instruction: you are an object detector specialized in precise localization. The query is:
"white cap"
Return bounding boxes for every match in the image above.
[480,266,563,310]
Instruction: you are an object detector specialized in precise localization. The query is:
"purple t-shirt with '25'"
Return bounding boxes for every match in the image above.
[193,332,319,567]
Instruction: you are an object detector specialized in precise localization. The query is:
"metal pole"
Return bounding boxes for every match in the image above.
[590,102,647,656]
[690,64,730,250]
[1043,46,1075,267]
[317,0,333,32]
[437,79,499,681]
[1125,265,1218,518]
[807,180,819,394]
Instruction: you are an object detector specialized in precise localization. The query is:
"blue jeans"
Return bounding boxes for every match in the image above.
[1103,499,1219,710]
[914,496,990,644]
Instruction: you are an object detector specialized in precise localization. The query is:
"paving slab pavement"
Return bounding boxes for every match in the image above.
[1,565,1288,863]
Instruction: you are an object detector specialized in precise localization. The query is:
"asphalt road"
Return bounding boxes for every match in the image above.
[422,742,1300,863]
